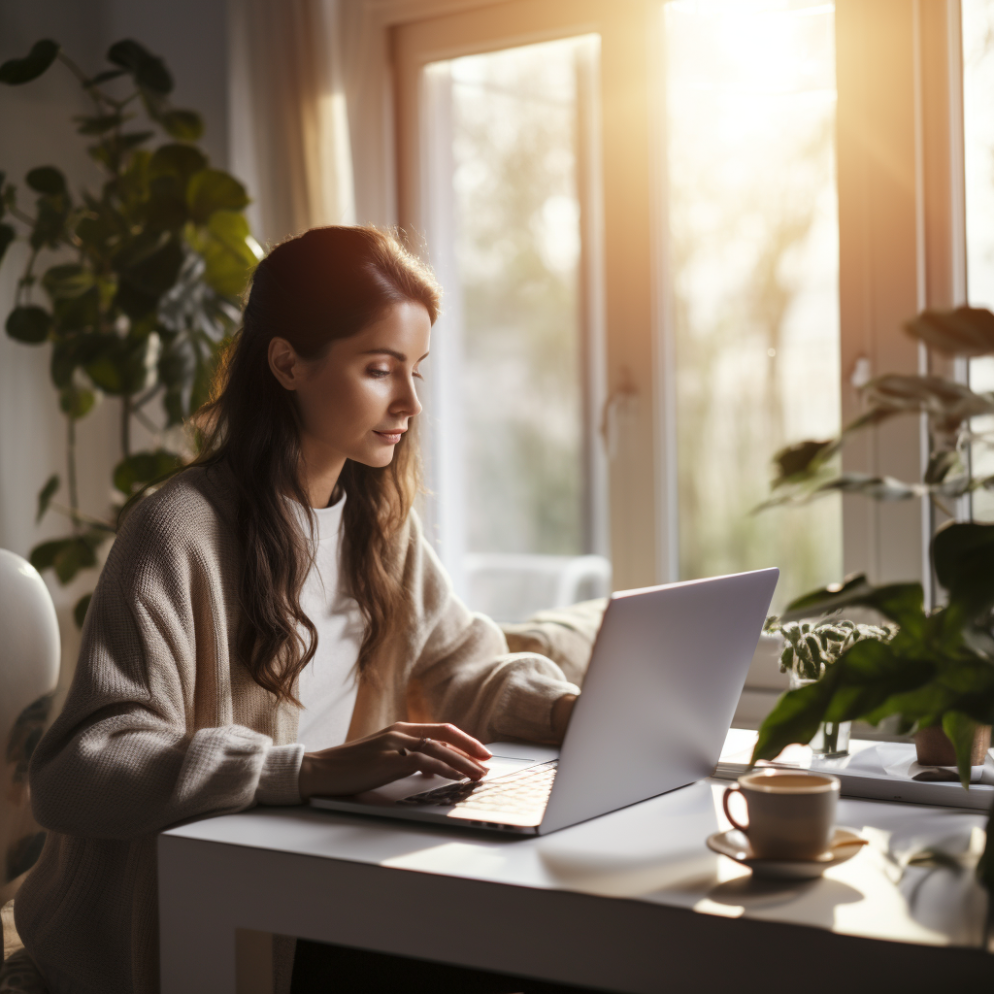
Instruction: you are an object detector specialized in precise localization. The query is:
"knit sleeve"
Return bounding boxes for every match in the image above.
[404,517,580,744]
[28,493,303,842]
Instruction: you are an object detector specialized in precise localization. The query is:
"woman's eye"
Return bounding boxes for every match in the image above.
[368,367,390,378]
[413,369,424,380]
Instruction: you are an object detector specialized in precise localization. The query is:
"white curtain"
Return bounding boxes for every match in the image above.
[338,0,397,226]
[229,0,357,247]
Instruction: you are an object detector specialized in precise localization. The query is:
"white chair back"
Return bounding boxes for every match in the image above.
[464,553,612,623]
[0,550,60,908]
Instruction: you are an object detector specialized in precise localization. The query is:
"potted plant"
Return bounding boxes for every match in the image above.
[751,305,994,892]
[0,38,260,625]
[765,617,895,757]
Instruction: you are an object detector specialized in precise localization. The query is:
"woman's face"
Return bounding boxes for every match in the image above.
[268,300,431,476]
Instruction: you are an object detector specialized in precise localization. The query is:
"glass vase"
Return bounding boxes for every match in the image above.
[789,673,851,758]
[808,719,851,758]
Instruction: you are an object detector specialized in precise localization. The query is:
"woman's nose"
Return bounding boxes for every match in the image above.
[395,376,422,417]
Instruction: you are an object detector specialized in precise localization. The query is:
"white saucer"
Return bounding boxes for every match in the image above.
[706,827,865,879]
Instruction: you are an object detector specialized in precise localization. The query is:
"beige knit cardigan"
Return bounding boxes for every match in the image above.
[14,466,578,994]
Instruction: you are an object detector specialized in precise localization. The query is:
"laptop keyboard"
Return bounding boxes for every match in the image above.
[398,760,558,820]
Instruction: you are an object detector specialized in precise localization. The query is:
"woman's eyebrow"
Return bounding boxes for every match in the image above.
[361,348,430,362]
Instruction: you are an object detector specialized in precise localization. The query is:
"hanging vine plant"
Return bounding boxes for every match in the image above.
[0,38,261,626]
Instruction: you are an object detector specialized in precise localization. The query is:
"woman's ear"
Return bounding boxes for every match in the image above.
[268,337,300,391]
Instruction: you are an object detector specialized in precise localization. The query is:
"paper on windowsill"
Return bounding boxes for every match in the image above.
[716,729,994,809]
[844,742,993,784]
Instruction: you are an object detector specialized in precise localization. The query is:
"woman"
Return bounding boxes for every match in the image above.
[15,227,580,994]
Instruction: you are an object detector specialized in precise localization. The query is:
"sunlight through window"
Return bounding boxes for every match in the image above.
[664,0,842,609]
[963,0,994,522]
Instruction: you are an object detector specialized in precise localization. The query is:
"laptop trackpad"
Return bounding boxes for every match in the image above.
[354,742,559,806]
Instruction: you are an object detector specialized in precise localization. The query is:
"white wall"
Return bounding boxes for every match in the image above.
[0,0,231,695]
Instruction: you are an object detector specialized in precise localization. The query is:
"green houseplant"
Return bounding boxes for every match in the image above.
[767,617,894,756]
[0,38,260,625]
[752,305,994,892]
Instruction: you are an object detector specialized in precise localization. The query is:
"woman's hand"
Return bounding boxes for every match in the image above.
[297,722,492,800]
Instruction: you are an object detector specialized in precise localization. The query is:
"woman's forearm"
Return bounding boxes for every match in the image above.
[29,719,290,839]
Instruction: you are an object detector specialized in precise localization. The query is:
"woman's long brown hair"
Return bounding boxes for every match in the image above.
[197,226,440,704]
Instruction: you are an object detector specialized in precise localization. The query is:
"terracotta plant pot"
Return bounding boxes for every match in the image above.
[914,724,992,767]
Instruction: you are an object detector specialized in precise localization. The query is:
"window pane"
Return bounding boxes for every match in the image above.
[424,37,608,620]
[663,0,842,609]
[963,0,994,522]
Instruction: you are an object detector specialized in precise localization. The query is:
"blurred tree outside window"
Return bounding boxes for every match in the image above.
[664,0,842,611]
[964,0,994,522]
[423,37,609,620]
[421,4,844,619]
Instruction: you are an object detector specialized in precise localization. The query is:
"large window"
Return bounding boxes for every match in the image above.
[392,0,950,621]
[663,0,842,609]
[964,0,994,522]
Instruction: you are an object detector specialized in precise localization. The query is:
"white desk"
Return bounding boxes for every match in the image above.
[159,778,993,993]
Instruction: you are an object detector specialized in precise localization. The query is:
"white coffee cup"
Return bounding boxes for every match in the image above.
[722,770,840,860]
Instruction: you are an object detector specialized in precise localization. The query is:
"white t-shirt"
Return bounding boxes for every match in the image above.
[292,494,364,752]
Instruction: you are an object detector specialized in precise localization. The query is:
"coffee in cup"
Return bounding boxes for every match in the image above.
[722,770,840,860]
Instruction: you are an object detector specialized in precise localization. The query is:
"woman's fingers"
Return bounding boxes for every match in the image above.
[397,722,492,760]
[405,751,467,782]
[392,731,486,780]
[417,738,487,779]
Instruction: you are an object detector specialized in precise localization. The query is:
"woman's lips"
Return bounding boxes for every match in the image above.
[373,429,405,444]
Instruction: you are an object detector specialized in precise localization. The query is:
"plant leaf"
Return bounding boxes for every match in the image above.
[160,109,204,142]
[107,39,173,95]
[112,449,182,496]
[932,521,994,624]
[29,538,73,573]
[187,170,249,224]
[862,374,994,430]
[193,210,262,297]
[816,472,919,501]
[113,234,184,319]
[84,336,155,396]
[53,536,97,585]
[942,711,978,789]
[50,333,103,388]
[5,305,52,344]
[73,593,92,629]
[26,166,67,196]
[51,286,101,335]
[780,574,926,635]
[0,222,14,264]
[148,143,208,187]
[925,449,961,485]
[30,195,69,250]
[59,386,96,420]
[752,674,837,763]
[771,438,839,488]
[35,474,59,523]
[823,639,933,723]
[42,263,96,300]
[32,528,110,585]
[753,638,936,762]
[906,306,994,357]
[0,40,60,86]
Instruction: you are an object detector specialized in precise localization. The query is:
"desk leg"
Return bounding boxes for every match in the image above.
[158,836,239,994]
[235,930,275,994]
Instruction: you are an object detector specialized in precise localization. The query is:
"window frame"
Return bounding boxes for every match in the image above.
[391,0,671,591]
[357,0,968,597]
[835,0,966,600]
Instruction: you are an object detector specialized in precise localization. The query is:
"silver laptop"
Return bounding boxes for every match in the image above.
[311,568,779,835]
